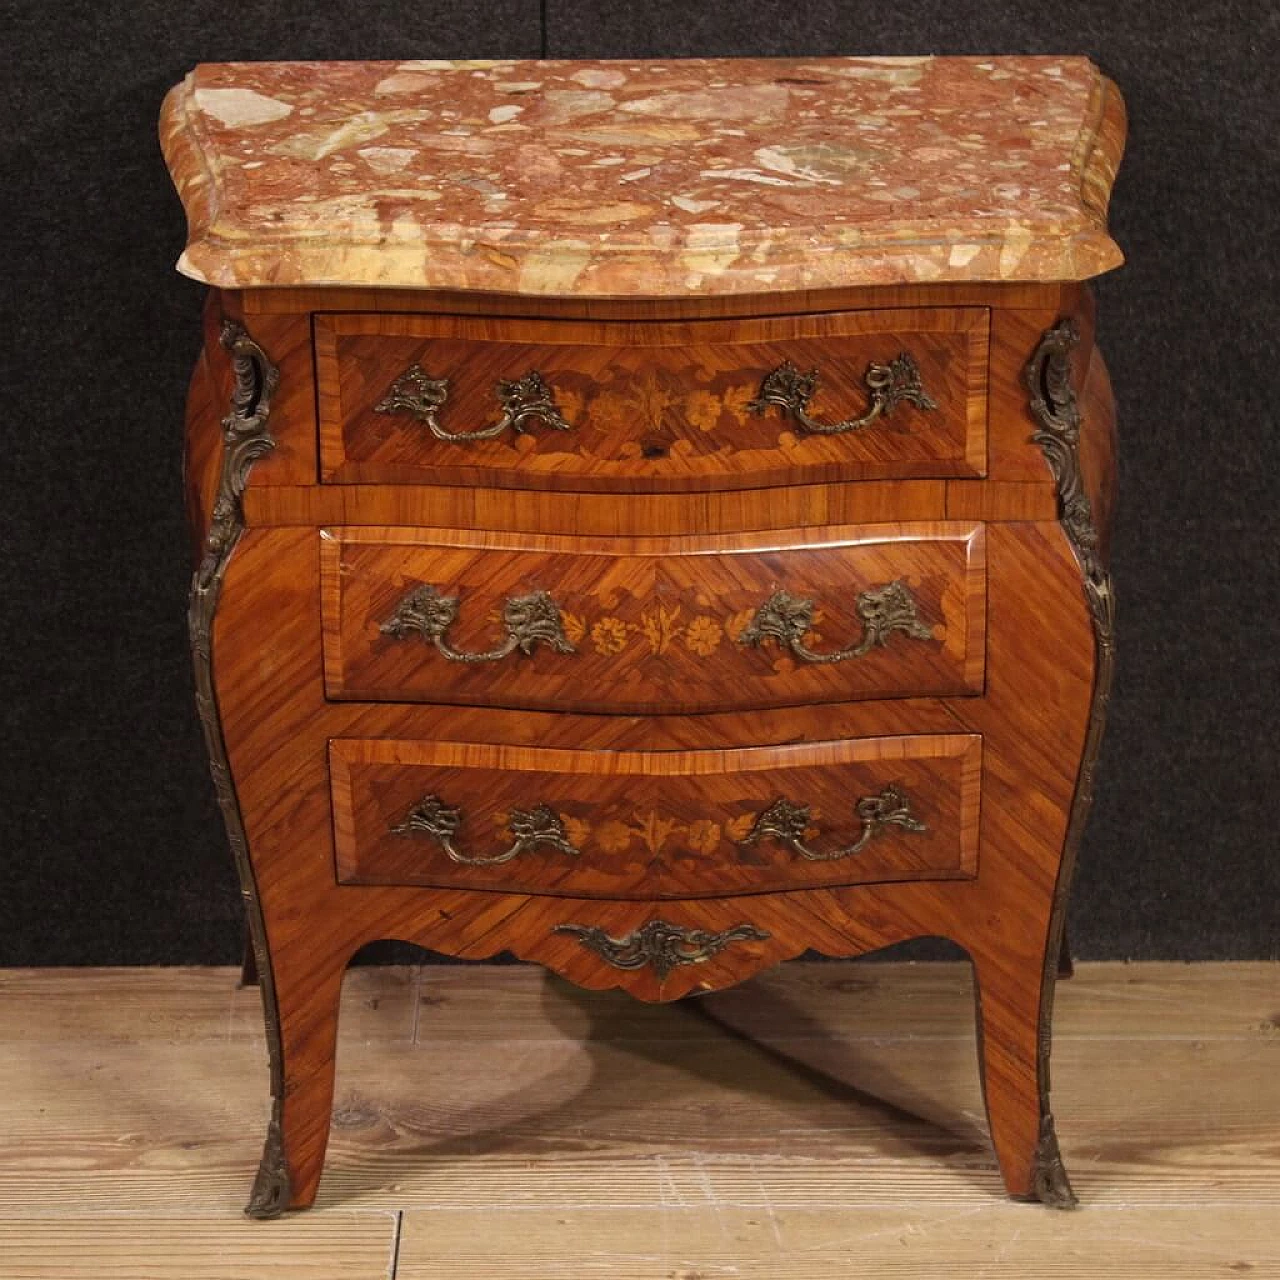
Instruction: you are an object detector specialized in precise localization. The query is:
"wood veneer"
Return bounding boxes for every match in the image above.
[319,523,986,713]
[178,281,1115,1218]
[216,296,1072,510]
[206,513,1095,1211]
[315,308,988,490]
[169,57,1124,1222]
[330,734,982,897]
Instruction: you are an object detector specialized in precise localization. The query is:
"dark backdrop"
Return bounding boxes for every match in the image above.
[2,2,1277,964]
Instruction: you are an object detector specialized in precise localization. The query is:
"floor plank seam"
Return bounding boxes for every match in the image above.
[1,961,1276,1270]
[389,1208,404,1279]
[0,1210,407,1221]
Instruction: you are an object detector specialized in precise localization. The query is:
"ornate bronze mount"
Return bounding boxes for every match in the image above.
[374,365,574,442]
[554,919,770,981]
[246,1115,290,1219]
[392,794,580,867]
[188,319,290,1219]
[1024,321,1109,617]
[379,584,576,664]
[1022,316,1115,1211]
[1031,1114,1078,1209]
[739,579,934,664]
[748,352,936,435]
[194,321,280,591]
[739,783,926,863]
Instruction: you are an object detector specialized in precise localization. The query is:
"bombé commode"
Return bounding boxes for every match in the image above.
[162,55,1125,1215]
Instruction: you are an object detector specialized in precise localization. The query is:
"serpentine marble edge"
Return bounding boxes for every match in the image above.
[160,56,1125,297]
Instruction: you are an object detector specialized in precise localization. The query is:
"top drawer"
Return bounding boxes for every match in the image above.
[315,308,988,492]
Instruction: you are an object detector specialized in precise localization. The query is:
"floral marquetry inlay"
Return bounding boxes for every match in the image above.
[381,578,941,668]
[492,806,811,862]
[547,580,936,663]
[566,369,760,443]
[560,602,735,659]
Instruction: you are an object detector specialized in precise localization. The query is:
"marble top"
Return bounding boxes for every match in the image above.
[160,57,1126,297]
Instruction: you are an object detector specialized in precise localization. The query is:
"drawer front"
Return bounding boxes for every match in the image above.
[321,523,986,713]
[331,736,982,899]
[315,308,988,492]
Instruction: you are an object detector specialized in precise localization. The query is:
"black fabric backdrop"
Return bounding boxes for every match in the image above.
[1,1,1277,964]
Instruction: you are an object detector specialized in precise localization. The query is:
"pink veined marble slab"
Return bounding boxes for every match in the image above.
[160,57,1126,297]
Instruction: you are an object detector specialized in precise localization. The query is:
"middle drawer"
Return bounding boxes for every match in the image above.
[321,523,985,714]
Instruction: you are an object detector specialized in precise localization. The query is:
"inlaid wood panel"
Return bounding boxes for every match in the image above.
[211,518,1095,1209]
[243,477,1058,534]
[315,308,989,491]
[170,58,1125,1220]
[215,286,1085,509]
[330,735,981,898]
[187,275,1113,1215]
[320,522,986,713]
[212,300,317,488]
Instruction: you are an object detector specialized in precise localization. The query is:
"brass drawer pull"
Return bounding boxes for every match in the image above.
[740,784,926,862]
[739,579,933,664]
[748,352,936,435]
[392,794,581,866]
[379,584,576,663]
[374,365,575,443]
[554,919,770,980]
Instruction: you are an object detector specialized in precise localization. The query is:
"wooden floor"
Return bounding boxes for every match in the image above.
[0,962,1275,1278]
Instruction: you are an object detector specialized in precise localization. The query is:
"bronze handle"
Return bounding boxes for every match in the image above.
[738,579,933,665]
[392,794,580,867]
[379,584,576,664]
[554,919,771,981]
[748,352,936,435]
[374,365,574,443]
[738,784,926,862]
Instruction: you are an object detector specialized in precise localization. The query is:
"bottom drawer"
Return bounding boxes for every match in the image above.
[330,736,981,899]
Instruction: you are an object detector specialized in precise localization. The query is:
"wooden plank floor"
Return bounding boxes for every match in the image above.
[0,962,1275,1278]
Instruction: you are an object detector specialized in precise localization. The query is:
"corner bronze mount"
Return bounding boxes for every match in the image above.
[555,920,771,981]
[1022,316,1116,1211]
[1031,1115,1078,1210]
[379,583,576,663]
[374,364,574,442]
[739,580,934,664]
[246,1116,290,1219]
[187,318,291,1219]
[192,320,279,595]
[392,794,581,867]
[749,351,936,435]
[740,784,927,862]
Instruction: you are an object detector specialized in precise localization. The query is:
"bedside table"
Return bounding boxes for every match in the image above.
[162,55,1125,1217]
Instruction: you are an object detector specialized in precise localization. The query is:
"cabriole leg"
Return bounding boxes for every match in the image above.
[245,954,346,1218]
[971,949,1077,1209]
